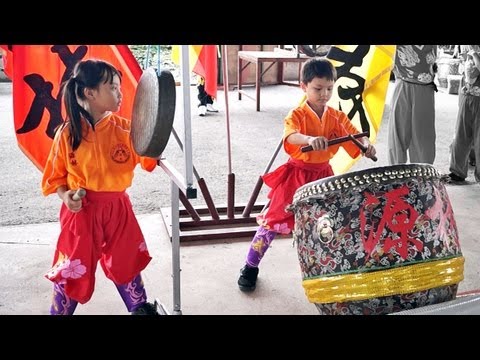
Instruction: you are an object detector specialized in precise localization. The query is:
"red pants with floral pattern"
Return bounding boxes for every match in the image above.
[45,191,152,304]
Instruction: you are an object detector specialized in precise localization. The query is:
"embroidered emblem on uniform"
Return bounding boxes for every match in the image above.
[68,152,77,166]
[111,143,130,163]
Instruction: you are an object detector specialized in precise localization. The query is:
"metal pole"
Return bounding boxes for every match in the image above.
[171,128,200,180]
[144,45,151,69]
[180,45,195,197]
[171,127,220,220]
[171,179,182,315]
[223,45,232,175]
[222,45,235,219]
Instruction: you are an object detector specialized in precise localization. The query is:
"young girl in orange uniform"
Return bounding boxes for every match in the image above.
[42,59,159,315]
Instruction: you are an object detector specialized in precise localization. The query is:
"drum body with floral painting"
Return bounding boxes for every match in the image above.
[291,164,464,315]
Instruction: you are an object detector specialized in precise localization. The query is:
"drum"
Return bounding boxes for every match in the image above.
[291,164,464,315]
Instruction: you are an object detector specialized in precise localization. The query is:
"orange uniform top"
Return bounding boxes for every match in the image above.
[42,113,157,195]
[283,101,361,163]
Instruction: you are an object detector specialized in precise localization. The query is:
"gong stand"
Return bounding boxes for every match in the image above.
[133,45,198,315]
[163,45,196,315]
[160,45,267,243]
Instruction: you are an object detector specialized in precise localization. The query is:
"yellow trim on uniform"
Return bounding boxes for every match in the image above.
[302,256,464,303]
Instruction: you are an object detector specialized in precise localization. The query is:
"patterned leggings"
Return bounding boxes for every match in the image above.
[245,226,277,268]
[50,274,147,315]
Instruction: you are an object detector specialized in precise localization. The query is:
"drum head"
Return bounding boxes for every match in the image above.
[131,68,176,157]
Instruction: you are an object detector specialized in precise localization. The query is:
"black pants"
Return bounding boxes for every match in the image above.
[198,83,214,107]
[470,148,476,163]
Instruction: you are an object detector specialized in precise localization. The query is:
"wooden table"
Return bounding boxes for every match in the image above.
[237,51,310,111]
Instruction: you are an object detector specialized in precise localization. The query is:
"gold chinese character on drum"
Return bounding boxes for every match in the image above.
[291,164,464,315]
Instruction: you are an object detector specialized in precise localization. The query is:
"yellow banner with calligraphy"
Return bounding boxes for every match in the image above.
[302,45,395,174]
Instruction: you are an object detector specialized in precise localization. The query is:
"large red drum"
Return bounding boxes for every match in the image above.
[291,164,464,315]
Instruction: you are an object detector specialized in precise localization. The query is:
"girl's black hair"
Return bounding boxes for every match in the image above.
[301,58,337,84]
[61,59,121,150]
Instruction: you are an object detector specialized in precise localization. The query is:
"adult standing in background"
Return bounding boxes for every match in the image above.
[388,45,438,165]
[454,45,476,168]
[448,45,480,183]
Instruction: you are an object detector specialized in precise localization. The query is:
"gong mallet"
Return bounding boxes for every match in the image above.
[72,188,86,201]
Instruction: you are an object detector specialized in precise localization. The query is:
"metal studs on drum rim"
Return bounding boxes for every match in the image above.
[131,67,176,158]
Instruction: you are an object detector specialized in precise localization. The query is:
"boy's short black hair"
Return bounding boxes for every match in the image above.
[301,58,337,84]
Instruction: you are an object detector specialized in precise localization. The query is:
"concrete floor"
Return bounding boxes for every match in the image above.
[1,79,479,315]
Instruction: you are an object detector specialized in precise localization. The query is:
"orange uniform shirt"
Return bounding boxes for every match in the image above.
[283,101,361,163]
[42,113,157,195]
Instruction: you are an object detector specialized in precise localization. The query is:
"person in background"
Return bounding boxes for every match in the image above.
[448,45,480,183]
[41,59,160,315]
[197,75,218,116]
[387,45,438,165]
[237,58,376,292]
[454,45,476,168]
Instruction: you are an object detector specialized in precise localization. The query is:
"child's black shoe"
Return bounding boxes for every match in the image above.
[131,302,159,315]
[237,265,259,292]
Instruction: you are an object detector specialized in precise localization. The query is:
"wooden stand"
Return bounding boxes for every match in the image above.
[160,203,266,242]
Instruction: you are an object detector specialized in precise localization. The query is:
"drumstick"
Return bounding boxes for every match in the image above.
[72,188,86,201]
[301,131,369,153]
[347,134,378,162]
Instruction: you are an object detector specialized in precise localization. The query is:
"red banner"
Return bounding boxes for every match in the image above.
[172,45,218,98]
[0,45,142,171]
[192,45,218,99]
